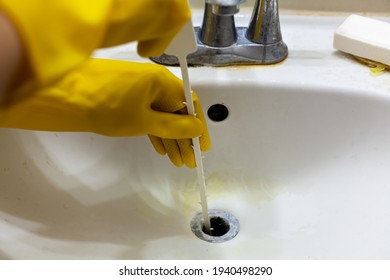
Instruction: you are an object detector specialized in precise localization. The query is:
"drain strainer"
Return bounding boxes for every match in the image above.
[190,209,239,243]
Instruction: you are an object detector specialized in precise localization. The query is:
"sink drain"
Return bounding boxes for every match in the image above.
[190,209,239,243]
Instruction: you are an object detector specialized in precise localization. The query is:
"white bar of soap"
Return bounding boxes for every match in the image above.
[334,14,390,66]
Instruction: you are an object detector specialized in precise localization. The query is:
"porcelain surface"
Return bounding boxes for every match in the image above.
[1,15,390,259]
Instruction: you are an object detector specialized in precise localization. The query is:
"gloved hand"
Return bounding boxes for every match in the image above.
[0,0,211,167]
[0,0,191,85]
[0,59,211,167]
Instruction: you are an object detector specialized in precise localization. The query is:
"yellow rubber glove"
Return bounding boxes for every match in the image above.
[0,59,211,167]
[0,0,191,85]
[0,0,211,167]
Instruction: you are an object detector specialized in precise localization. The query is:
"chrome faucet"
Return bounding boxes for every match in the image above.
[151,0,288,66]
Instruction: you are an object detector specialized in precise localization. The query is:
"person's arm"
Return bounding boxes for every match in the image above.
[0,11,29,102]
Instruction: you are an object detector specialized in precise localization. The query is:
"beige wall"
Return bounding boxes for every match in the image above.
[189,0,390,13]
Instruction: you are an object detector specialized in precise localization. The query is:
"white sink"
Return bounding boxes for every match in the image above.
[1,15,390,259]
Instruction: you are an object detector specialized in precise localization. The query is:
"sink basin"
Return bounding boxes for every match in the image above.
[1,15,390,259]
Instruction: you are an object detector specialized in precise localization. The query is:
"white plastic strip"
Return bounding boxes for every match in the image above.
[178,55,211,235]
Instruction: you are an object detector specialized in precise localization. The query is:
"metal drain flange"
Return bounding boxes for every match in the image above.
[190,209,239,243]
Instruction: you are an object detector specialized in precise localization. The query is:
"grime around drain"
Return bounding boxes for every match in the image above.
[191,209,240,243]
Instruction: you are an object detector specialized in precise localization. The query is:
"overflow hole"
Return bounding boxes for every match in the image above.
[207,104,229,122]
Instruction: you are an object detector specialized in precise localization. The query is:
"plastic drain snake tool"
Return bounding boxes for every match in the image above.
[165,19,211,234]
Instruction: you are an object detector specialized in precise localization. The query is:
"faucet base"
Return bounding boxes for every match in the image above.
[150,27,288,67]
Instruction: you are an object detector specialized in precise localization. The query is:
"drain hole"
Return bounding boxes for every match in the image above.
[191,209,239,243]
[207,104,229,122]
[203,216,230,237]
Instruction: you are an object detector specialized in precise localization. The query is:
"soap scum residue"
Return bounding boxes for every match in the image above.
[354,56,389,77]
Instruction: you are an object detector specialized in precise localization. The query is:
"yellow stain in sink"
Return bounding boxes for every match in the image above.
[171,171,282,218]
[132,171,283,229]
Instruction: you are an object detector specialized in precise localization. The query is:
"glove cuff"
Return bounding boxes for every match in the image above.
[0,0,111,85]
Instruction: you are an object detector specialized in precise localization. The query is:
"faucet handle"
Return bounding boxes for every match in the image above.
[199,0,242,47]
[246,0,283,44]
[207,0,246,16]
[209,0,245,4]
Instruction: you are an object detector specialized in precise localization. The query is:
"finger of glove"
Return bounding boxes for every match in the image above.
[149,136,195,168]
[162,139,184,167]
[167,92,211,152]
[150,72,187,113]
[137,36,175,57]
[177,138,196,168]
[148,135,166,155]
[193,95,211,152]
[103,0,191,53]
[148,110,203,140]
